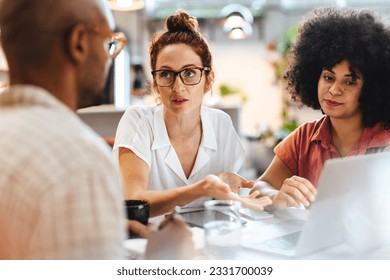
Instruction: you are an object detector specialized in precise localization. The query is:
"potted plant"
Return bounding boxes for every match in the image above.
[218,83,248,104]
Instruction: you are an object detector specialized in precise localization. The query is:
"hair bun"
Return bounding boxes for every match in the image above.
[166,10,199,33]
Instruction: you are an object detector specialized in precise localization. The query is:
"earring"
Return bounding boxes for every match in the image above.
[155,92,162,105]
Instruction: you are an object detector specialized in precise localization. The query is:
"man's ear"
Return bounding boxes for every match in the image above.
[65,24,89,63]
[204,70,215,93]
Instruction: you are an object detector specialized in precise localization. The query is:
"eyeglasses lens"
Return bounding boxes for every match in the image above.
[155,68,203,86]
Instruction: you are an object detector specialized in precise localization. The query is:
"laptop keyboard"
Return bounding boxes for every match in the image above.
[256,231,301,256]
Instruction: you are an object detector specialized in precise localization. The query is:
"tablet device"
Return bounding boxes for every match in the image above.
[179,209,246,228]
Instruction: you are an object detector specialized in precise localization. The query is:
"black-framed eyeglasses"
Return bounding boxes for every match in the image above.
[151,67,211,87]
[84,26,127,59]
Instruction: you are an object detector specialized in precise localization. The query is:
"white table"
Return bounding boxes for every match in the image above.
[123,208,390,260]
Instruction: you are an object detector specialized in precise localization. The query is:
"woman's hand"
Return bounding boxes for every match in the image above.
[272,175,317,210]
[235,195,272,211]
[200,174,232,198]
[217,172,254,194]
[201,174,272,211]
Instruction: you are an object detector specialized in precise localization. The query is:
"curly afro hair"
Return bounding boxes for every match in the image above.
[284,7,390,129]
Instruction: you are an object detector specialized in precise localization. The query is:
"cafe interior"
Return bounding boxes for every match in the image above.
[91,0,390,178]
[1,0,389,178]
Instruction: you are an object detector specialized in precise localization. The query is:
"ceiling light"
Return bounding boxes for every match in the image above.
[220,4,254,25]
[228,28,246,40]
[219,4,254,40]
[107,0,144,11]
[225,21,253,40]
[226,15,245,28]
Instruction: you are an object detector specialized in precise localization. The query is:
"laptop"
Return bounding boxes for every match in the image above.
[242,151,390,258]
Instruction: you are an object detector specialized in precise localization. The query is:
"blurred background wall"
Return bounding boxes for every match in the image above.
[109,0,390,135]
[2,0,390,175]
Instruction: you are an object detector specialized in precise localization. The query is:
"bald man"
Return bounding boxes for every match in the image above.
[0,0,127,259]
[0,0,196,261]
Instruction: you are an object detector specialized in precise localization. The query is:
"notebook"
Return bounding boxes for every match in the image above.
[242,151,390,258]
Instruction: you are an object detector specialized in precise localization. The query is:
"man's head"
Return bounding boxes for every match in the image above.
[0,0,123,109]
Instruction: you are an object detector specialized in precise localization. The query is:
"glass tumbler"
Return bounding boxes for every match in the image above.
[203,200,243,259]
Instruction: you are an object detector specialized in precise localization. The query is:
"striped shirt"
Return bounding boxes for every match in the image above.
[0,85,126,259]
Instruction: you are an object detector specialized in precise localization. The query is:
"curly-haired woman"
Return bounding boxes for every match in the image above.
[252,7,390,210]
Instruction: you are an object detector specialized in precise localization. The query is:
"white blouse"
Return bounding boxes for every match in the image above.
[113,105,245,207]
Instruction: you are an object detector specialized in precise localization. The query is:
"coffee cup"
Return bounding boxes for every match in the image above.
[124,200,149,238]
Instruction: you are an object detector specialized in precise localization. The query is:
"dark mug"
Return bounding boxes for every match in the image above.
[124,200,150,238]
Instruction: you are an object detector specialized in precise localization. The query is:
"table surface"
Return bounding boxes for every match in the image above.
[122,208,390,260]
